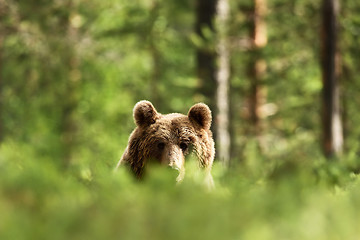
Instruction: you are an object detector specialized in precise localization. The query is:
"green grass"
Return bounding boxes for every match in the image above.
[1,142,360,240]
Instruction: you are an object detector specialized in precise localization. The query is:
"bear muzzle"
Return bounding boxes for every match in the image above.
[162,145,185,182]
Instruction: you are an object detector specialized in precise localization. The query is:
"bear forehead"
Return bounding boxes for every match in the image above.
[146,114,195,140]
[160,113,193,128]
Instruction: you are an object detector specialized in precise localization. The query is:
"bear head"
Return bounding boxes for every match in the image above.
[118,100,215,184]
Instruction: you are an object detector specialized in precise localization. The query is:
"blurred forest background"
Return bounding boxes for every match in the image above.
[1,0,360,239]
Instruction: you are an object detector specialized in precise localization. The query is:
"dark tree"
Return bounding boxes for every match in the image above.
[0,0,10,144]
[60,0,82,168]
[321,0,343,157]
[149,0,162,108]
[195,0,217,115]
[0,28,3,144]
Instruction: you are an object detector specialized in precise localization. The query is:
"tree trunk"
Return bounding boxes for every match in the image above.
[150,41,161,108]
[248,0,267,137]
[215,0,231,165]
[149,0,161,108]
[0,1,6,144]
[0,36,3,144]
[321,0,343,157]
[195,0,217,120]
[61,1,81,168]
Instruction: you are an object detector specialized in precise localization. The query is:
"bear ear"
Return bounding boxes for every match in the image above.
[188,103,212,130]
[133,100,158,127]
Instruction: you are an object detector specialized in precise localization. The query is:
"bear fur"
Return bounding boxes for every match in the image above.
[116,100,215,187]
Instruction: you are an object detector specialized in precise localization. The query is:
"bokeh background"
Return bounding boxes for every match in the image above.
[1,0,360,239]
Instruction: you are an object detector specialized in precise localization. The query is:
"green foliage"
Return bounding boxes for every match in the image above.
[2,0,360,239]
[1,142,360,240]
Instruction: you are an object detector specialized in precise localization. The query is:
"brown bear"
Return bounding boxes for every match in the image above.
[116,100,215,187]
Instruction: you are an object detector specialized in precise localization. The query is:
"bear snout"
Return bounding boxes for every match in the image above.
[164,145,184,171]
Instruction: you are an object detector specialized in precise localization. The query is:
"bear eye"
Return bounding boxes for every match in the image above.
[179,142,188,152]
[157,142,165,150]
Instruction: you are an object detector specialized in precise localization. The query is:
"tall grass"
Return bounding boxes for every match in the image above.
[1,141,360,240]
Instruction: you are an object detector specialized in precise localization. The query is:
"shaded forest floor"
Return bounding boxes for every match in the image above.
[1,141,360,240]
